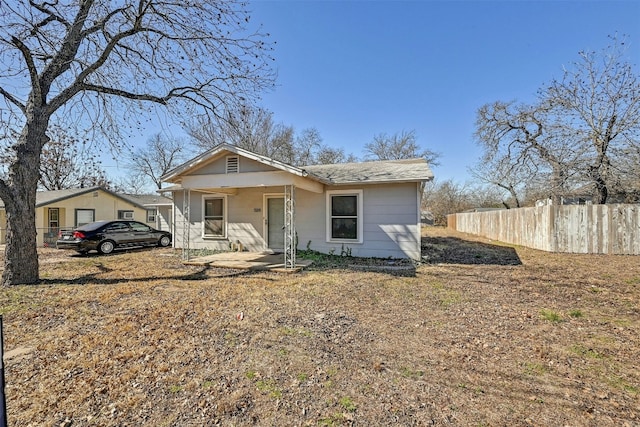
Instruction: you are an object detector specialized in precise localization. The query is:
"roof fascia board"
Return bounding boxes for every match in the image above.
[161,143,311,183]
[181,170,324,194]
[35,186,101,207]
[36,186,147,209]
[326,176,434,186]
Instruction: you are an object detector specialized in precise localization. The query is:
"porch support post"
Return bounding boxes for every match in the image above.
[284,184,296,269]
[182,188,191,261]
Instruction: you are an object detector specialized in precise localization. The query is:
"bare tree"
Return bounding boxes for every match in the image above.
[614,145,640,202]
[475,101,585,205]
[0,0,274,285]
[475,36,640,206]
[188,106,356,166]
[541,36,640,203]
[315,146,358,165]
[291,127,356,165]
[113,171,148,195]
[469,153,530,208]
[37,125,110,190]
[188,106,295,161]
[291,127,322,166]
[126,133,190,190]
[422,180,474,226]
[364,130,440,165]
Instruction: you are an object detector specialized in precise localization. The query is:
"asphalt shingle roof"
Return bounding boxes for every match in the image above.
[0,187,172,209]
[303,158,433,185]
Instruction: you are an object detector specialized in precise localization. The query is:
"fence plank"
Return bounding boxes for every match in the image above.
[449,204,640,255]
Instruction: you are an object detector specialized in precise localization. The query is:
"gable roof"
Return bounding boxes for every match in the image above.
[35,187,104,207]
[161,143,434,187]
[0,186,171,209]
[161,143,315,183]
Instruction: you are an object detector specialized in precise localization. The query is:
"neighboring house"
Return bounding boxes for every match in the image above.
[535,184,639,206]
[118,192,174,233]
[161,143,434,264]
[0,186,172,247]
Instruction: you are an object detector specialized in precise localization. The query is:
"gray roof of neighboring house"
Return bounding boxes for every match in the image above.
[118,193,173,206]
[0,186,172,209]
[303,158,434,185]
[35,187,102,207]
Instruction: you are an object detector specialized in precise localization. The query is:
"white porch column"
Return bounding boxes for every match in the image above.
[181,188,191,261]
[284,185,296,269]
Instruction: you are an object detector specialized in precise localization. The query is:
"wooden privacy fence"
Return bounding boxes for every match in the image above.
[448,204,640,254]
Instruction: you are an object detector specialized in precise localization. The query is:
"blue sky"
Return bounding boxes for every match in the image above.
[103,0,640,187]
[242,0,640,184]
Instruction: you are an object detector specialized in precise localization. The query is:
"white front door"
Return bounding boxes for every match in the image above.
[267,197,284,251]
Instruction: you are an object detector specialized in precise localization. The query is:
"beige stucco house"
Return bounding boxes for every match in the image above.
[161,143,434,267]
[0,186,172,247]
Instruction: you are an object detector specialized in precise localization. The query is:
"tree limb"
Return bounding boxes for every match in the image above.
[10,36,41,105]
[0,86,26,113]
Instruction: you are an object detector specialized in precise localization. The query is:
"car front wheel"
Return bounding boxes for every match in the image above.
[158,235,171,247]
[98,240,116,254]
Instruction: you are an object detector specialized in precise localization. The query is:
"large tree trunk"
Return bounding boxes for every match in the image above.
[2,193,39,286]
[1,114,48,286]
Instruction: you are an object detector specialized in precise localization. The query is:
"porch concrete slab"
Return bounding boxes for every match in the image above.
[183,251,312,272]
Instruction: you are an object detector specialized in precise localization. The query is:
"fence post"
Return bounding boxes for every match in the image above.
[0,315,7,427]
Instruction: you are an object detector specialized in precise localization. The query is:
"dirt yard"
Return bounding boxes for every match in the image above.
[1,227,638,426]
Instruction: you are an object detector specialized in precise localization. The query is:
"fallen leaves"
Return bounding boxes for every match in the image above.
[1,231,639,426]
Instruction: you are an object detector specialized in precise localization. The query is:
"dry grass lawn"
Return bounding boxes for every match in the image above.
[1,227,638,426]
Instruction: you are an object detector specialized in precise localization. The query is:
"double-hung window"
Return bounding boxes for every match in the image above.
[146,209,157,223]
[75,209,95,227]
[326,190,363,243]
[203,196,226,238]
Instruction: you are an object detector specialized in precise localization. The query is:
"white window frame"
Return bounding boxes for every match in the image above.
[75,209,95,227]
[146,208,157,223]
[202,195,227,239]
[118,210,134,220]
[326,189,363,244]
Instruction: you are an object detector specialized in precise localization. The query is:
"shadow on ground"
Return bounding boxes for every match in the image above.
[422,236,521,266]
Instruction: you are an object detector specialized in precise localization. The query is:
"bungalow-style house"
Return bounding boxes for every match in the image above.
[161,143,434,266]
[0,186,172,247]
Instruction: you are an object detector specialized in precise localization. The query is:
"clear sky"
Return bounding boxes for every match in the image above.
[103,0,640,187]
[243,0,640,184]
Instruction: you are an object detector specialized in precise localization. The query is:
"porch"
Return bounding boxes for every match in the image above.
[183,251,313,272]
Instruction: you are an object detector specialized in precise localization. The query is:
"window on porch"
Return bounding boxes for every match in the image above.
[204,197,226,238]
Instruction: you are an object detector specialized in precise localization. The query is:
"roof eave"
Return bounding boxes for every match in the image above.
[161,143,309,183]
[35,186,102,207]
[327,177,434,186]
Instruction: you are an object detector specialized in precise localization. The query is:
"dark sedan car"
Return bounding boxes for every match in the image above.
[56,220,172,254]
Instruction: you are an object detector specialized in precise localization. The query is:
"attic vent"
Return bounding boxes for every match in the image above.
[226,156,239,173]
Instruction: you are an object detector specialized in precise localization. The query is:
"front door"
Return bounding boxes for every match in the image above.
[267,197,284,251]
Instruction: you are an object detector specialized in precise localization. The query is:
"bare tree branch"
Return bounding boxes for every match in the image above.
[0,0,275,284]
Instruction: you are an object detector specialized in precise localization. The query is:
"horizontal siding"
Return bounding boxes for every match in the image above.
[192,155,278,175]
[288,183,421,259]
[171,182,421,259]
